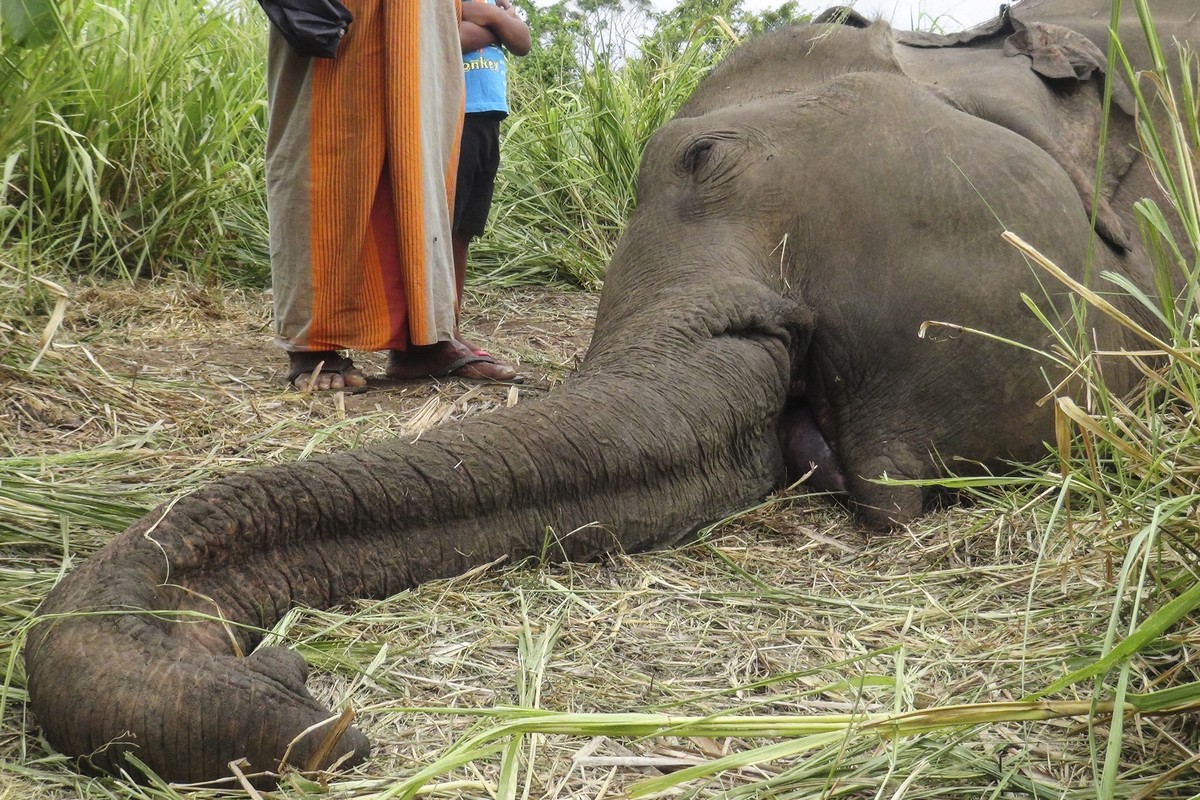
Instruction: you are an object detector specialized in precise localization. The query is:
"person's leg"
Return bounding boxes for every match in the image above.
[379,0,460,350]
[449,225,517,377]
[453,229,471,300]
[387,113,520,382]
[265,33,368,391]
[286,351,367,392]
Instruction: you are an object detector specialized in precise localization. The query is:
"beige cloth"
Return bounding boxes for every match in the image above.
[266,0,463,352]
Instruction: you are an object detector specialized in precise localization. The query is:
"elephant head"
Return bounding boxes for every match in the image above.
[23,0,1198,785]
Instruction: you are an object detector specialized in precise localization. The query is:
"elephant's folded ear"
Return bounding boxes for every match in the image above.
[988,18,1139,252]
[1003,21,1137,114]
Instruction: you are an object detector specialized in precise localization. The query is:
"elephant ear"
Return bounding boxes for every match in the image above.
[1003,21,1137,113]
[898,14,1140,252]
[1001,20,1138,251]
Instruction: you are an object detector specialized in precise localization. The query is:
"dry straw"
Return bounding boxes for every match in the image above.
[3,3,1200,799]
[1,277,1197,799]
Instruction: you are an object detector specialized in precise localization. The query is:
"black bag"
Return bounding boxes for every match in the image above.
[257,0,352,59]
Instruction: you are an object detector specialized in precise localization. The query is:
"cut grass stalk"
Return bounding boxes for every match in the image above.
[363,692,1200,800]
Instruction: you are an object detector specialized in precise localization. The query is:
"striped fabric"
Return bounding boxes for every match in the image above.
[266,0,464,352]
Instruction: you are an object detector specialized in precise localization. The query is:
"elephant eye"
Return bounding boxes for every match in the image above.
[681,138,716,175]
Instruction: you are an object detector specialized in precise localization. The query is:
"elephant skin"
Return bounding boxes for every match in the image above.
[23,0,1198,785]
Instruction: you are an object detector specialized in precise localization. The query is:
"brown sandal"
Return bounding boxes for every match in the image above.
[386,342,523,383]
[286,351,369,392]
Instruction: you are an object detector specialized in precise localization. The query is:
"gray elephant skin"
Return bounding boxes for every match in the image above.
[23,0,1199,785]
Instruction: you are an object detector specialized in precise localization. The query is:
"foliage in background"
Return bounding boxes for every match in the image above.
[471,0,810,289]
[0,0,804,290]
[2,0,1199,796]
[1,0,270,285]
[473,23,727,288]
[1,0,56,46]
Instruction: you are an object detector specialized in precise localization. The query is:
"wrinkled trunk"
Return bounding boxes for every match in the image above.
[24,281,804,783]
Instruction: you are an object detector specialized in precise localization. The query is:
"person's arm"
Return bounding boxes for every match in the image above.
[459,18,497,52]
[460,0,531,56]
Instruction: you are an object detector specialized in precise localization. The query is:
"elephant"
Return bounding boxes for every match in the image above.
[23,0,1199,786]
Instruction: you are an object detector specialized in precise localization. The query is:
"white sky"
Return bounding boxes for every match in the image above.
[529,0,1006,34]
[783,0,1003,30]
[674,0,1005,31]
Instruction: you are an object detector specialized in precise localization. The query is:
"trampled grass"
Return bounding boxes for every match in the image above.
[1,273,1198,798]
[2,0,1199,797]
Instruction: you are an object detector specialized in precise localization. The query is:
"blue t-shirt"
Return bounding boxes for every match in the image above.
[463,0,509,115]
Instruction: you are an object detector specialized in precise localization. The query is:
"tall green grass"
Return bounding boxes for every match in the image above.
[961,2,1200,793]
[462,26,737,289]
[1023,1,1200,551]
[2,0,270,284]
[1,1,733,290]
[0,0,734,291]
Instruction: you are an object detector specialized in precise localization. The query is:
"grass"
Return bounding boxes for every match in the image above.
[469,29,734,290]
[1,275,1198,798]
[2,1,1199,798]
[1,0,734,290]
[2,0,270,285]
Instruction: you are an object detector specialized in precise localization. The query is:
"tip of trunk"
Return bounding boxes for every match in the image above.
[24,592,369,784]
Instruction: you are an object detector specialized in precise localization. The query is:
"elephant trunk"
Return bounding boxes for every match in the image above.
[24,283,803,784]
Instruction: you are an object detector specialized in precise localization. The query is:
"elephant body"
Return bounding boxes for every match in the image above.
[24,0,1199,784]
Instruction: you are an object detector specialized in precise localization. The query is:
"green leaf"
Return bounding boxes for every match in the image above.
[1129,679,1200,714]
[627,732,848,798]
[1,0,57,46]
[1036,576,1200,698]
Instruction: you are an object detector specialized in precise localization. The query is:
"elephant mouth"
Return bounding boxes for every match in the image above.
[776,394,847,494]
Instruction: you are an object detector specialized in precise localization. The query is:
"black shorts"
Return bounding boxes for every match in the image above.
[453,112,505,238]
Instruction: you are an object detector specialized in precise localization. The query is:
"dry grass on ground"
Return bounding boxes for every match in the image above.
[1,279,1197,799]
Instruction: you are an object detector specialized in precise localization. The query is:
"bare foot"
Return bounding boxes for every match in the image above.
[286,351,369,392]
[386,339,522,383]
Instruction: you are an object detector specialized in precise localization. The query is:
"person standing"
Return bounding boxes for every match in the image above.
[266,0,520,392]
[452,0,531,359]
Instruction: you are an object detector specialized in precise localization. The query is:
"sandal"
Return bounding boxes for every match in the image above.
[386,341,524,384]
[286,351,369,392]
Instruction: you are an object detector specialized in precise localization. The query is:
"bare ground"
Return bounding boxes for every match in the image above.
[1,279,1197,799]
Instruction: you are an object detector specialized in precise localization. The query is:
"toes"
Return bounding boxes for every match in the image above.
[293,372,326,392]
[294,369,366,392]
[458,361,519,382]
[287,350,368,392]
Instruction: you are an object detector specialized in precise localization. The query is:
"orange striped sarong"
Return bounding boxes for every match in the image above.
[265,0,463,352]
